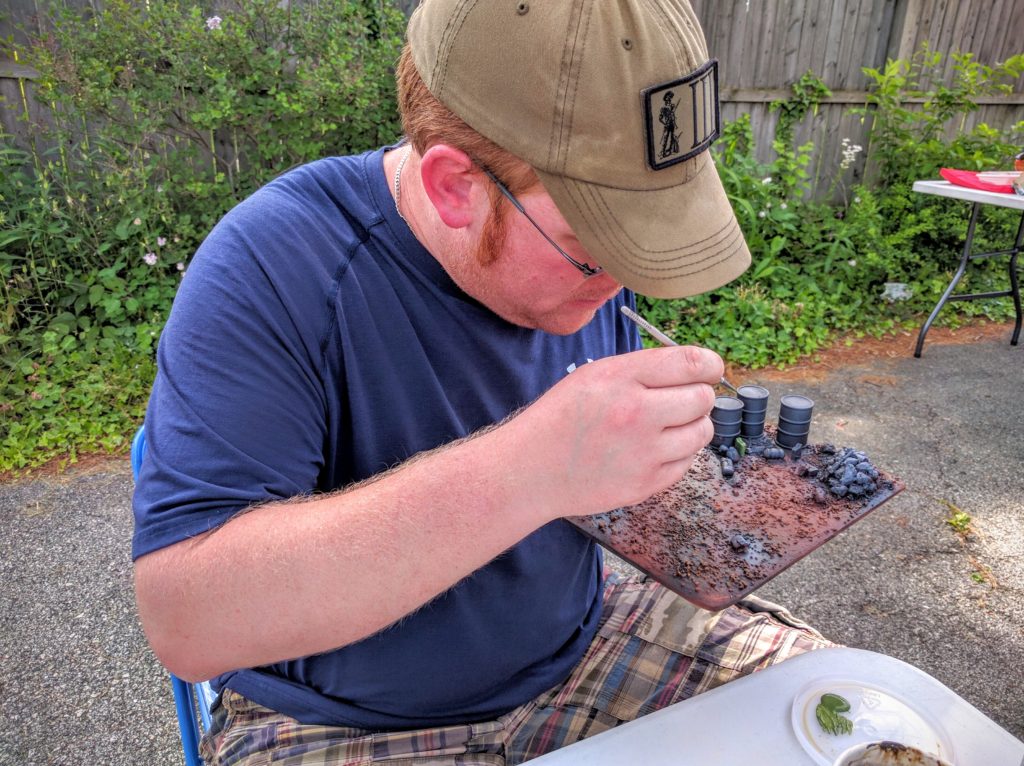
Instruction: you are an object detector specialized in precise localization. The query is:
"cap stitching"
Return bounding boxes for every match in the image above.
[608,222,745,278]
[547,1,578,170]
[669,0,706,63]
[549,0,589,172]
[592,182,740,259]
[567,177,743,270]
[641,0,687,72]
[617,233,743,278]
[629,232,743,278]
[579,178,742,265]
[559,2,596,175]
[434,0,479,95]
[581,181,745,278]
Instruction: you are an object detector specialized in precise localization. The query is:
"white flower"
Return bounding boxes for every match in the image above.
[854,196,862,204]
[762,177,772,185]
[206,15,222,30]
[848,259,857,267]
[133,217,142,226]
[758,210,767,219]
[779,202,788,209]
[176,262,186,271]
[840,138,864,170]
[143,252,158,266]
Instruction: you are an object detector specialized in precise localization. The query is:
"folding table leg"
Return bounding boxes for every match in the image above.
[915,202,981,358]
[1007,211,1023,346]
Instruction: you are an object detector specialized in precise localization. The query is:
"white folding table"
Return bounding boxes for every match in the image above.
[527,647,1024,766]
[910,180,1023,357]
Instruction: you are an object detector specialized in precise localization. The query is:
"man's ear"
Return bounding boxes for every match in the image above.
[418,145,485,230]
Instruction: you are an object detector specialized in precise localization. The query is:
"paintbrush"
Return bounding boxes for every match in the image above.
[620,306,739,394]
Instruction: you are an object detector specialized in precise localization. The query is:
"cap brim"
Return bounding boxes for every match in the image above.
[535,152,751,299]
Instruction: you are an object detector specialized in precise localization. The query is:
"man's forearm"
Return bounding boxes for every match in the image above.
[134,424,549,682]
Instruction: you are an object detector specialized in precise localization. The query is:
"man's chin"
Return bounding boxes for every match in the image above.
[534,304,604,335]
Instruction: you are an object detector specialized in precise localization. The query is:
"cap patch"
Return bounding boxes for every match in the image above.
[642,59,720,171]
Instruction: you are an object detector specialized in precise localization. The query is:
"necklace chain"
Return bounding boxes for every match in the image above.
[393,144,412,225]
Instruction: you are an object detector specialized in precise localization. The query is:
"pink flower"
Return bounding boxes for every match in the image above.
[157,236,167,247]
[206,15,222,30]
[176,262,186,272]
[143,252,158,266]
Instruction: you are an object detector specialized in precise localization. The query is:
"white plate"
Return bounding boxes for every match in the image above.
[791,678,955,766]
[977,171,1020,183]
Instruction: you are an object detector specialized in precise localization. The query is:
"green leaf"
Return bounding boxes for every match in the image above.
[815,694,854,736]
[114,217,134,240]
[820,693,851,713]
[0,230,28,248]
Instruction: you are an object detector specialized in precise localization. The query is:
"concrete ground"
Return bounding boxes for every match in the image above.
[754,326,1024,741]
[1,327,1021,764]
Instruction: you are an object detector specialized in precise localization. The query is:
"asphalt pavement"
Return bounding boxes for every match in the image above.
[1,329,1021,764]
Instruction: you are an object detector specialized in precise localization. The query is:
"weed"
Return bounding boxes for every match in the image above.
[946,508,974,536]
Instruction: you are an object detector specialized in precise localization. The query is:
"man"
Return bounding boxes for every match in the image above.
[133,1,830,763]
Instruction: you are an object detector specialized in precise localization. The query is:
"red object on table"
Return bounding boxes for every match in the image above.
[939,168,1017,194]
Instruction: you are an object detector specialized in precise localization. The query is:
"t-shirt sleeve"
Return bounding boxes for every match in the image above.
[132,188,337,560]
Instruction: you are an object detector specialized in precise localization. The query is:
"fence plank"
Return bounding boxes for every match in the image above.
[782,0,807,83]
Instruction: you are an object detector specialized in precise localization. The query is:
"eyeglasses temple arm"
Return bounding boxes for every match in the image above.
[482,169,601,277]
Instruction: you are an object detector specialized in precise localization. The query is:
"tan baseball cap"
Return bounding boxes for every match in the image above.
[406,0,750,299]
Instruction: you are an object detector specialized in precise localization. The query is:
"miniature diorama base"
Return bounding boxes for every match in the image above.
[569,430,903,610]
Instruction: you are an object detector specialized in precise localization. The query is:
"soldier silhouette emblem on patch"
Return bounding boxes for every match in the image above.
[643,59,721,170]
[659,91,680,159]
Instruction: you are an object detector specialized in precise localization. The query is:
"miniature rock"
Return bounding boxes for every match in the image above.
[721,457,735,478]
[821,447,882,498]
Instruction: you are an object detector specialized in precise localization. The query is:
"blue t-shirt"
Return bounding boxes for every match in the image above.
[132,146,641,730]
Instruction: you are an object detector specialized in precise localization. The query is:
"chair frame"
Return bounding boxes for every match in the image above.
[132,425,214,766]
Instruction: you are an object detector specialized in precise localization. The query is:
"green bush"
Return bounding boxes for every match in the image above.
[1,0,405,472]
[1,23,1022,472]
[855,47,1024,311]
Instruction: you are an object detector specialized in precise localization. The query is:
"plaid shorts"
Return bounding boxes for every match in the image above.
[200,574,832,765]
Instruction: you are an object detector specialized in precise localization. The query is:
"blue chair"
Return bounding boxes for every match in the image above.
[132,426,215,766]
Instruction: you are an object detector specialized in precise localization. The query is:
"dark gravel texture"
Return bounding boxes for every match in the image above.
[1,334,1021,764]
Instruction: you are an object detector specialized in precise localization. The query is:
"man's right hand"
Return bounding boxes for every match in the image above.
[495,345,723,522]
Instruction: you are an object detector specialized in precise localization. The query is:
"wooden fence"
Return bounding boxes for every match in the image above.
[690,0,1024,189]
[3,0,1023,195]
